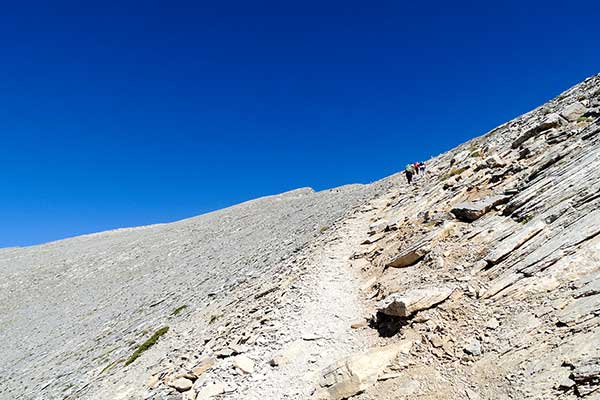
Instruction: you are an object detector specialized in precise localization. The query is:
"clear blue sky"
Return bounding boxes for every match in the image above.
[1,1,599,247]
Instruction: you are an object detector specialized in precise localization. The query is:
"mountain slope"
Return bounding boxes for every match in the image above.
[0,185,388,400]
[1,73,599,400]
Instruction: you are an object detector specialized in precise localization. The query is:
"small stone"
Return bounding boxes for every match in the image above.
[485,318,500,330]
[301,332,322,341]
[191,357,216,377]
[230,343,248,354]
[350,320,368,329]
[146,375,159,389]
[464,339,482,356]
[465,388,481,400]
[182,390,197,400]
[430,335,445,348]
[196,381,226,397]
[168,377,193,392]
[442,340,455,356]
[233,355,255,374]
[368,220,389,235]
[215,347,235,358]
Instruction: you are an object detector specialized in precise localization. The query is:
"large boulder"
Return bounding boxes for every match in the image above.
[376,286,455,318]
[451,195,510,222]
[313,338,417,400]
[560,101,588,122]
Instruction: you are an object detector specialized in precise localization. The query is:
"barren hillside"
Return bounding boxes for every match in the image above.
[1,74,599,400]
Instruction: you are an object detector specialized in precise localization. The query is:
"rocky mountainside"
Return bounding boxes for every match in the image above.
[1,74,600,400]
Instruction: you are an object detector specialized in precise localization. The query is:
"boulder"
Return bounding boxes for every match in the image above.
[451,195,510,222]
[361,231,386,245]
[314,339,416,400]
[560,101,587,122]
[376,286,455,318]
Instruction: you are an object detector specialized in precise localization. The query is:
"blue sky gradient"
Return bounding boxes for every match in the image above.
[1,1,599,247]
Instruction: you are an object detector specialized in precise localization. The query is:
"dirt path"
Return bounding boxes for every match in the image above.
[240,207,377,399]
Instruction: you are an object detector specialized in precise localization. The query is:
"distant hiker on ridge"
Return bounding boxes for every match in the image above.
[405,163,416,184]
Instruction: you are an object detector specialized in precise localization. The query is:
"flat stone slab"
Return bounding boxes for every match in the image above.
[560,101,587,122]
[386,239,430,268]
[451,195,510,222]
[376,286,455,318]
[314,337,417,400]
[485,220,546,265]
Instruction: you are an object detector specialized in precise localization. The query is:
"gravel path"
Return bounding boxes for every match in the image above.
[238,208,376,399]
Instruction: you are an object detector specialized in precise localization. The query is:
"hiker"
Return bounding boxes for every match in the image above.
[405,164,415,184]
[413,162,420,175]
[419,162,426,174]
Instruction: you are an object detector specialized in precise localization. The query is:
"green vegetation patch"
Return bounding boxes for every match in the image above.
[319,225,329,233]
[520,214,534,224]
[124,326,169,366]
[171,305,188,316]
[100,358,126,374]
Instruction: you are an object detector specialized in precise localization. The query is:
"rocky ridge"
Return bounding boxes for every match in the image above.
[1,74,600,399]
